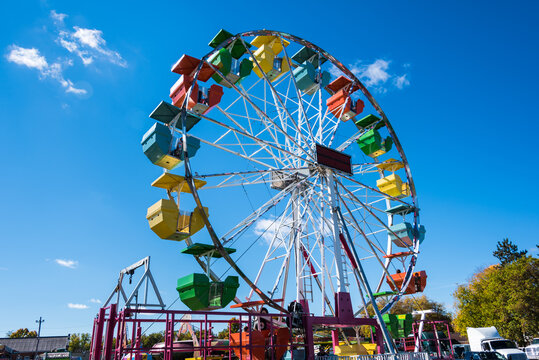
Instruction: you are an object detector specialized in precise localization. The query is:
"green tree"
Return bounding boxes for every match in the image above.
[217,317,241,339]
[453,256,539,345]
[68,333,91,353]
[140,332,164,349]
[493,238,527,266]
[9,328,37,338]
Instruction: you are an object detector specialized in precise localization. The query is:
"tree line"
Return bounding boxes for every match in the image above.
[7,240,536,347]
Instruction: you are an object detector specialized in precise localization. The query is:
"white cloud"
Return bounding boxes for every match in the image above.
[59,36,94,65]
[73,27,104,49]
[352,59,391,86]
[89,298,101,304]
[55,259,78,269]
[6,10,124,97]
[66,81,87,94]
[6,46,48,70]
[50,10,67,24]
[254,217,295,246]
[68,303,89,309]
[331,59,411,93]
[58,26,126,67]
[394,74,410,89]
[6,45,87,95]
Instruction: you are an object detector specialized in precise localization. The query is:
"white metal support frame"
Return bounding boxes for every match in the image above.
[103,256,165,310]
[328,171,346,292]
[412,310,435,352]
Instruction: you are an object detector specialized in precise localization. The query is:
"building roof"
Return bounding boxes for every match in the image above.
[0,337,69,353]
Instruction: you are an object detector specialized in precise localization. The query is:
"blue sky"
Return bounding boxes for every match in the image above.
[1,0,538,337]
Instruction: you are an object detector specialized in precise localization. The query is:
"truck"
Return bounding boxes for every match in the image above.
[524,338,539,360]
[466,327,528,360]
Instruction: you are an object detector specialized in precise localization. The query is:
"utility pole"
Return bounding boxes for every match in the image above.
[35,317,45,360]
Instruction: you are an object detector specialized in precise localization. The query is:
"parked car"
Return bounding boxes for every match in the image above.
[525,338,539,360]
[454,345,471,359]
[464,351,506,360]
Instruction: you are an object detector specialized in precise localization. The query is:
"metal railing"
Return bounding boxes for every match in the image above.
[316,352,431,360]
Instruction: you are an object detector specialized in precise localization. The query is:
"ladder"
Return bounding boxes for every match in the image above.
[341,250,350,291]
[303,268,314,302]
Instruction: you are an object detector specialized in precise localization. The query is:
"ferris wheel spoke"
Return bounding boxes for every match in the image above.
[204,58,312,161]
[320,113,340,145]
[253,187,320,302]
[220,77,263,113]
[351,162,382,174]
[266,84,304,158]
[334,177,414,254]
[220,176,312,245]
[242,196,297,301]
[240,97,291,168]
[196,167,311,189]
[209,118,288,169]
[280,38,316,145]
[194,111,314,168]
[186,133,275,169]
[239,35,314,156]
[337,172,411,205]
[337,191,399,290]
[244,182,317,302]
[325,97,352,147]
[339,191,391,216]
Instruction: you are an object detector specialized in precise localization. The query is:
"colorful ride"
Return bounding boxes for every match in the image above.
[376,173,410,198]
[170,76,224,115]
[383,313,413,339]
[177,243,239,311]
[385,203,416,216]
[141,122,201,170]
[387,270,427,294]
[334,343,376,356]
[176,272,239,311]
[326,76,364,121]
[354,113,385,130]
[357,129,393,157]
[149,101,201,131]
[146,199,208,241]
[230,327,290,360]
[389,222,426,247]
[171,54,215,82]
[141,122,180,170]
[250,35,290,82]
[209,47,253,87]
[146,173,208,241]
[208,29,251,60]
[376,159,404,173]
[372,290,399,298]
[291,46,330,95]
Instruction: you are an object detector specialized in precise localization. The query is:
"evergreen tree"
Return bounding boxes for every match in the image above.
[493,238,527,265]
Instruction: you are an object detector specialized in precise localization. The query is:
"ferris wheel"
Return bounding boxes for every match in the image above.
[142,29,427,323]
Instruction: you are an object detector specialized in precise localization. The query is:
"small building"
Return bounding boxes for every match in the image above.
[0,337,69,360]
[0,345,16,360]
